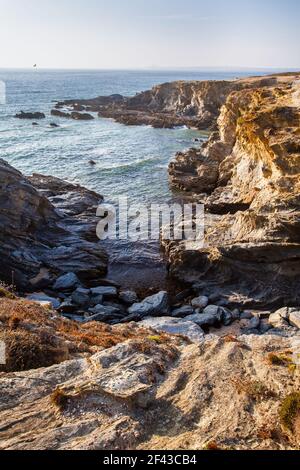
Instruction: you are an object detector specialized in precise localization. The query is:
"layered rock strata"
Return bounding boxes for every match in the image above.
[0,160,107,290]
[54,75,291,130]
[165,74,300,308]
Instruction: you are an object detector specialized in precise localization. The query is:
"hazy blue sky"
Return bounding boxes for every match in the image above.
[0,0,299,69]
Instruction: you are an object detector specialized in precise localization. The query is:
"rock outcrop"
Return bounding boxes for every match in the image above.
[15,111,46,120]
[0,160,107,290]
[0,296,299,450]
[164,74,300,308]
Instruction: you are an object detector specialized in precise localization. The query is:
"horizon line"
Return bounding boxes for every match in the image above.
[0,66,300,72]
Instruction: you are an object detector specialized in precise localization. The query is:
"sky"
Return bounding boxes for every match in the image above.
[0,0,299,69]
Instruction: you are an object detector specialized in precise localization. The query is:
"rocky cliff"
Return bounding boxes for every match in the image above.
[54,75,286,130]
[0,160,108,290]
[165,74,300,308]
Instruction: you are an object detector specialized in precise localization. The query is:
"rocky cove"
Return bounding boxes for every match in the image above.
[1,71,300,450]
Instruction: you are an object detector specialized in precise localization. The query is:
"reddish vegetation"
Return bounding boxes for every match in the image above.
[0,297,155,372]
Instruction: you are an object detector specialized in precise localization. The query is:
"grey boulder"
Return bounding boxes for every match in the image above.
[128,291,170,319]
[90,286,118,298]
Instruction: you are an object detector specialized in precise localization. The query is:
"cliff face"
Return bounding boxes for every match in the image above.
[0,160,108,289]
[56,75,282,130]
[165,75,300,308]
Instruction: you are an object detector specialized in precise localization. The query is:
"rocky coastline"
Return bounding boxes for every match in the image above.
[2,71,300,450]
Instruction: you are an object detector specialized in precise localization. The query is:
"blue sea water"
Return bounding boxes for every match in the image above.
[0,68,287,288]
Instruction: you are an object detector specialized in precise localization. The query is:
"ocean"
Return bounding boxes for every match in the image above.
[0,68,285,288]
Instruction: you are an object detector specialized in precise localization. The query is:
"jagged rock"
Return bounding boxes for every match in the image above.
[0,160,108,290]
[15,111,45,119]
[53,273,80,291]
[119,290,138,305]
[171,305,194,318]
[140,317,205,343]
[26,293,60,309]
[128,291,170,319]
[191,295,209,309]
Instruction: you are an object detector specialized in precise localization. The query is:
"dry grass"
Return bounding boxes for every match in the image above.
[0,298,175,372]
[267,352,293,367]
[232,378,276,402]
[280,393,300,433]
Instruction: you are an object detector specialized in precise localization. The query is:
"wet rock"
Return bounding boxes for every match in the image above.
[26,293,60,309]
[191,295,209,310]
[119,290,138,305]
[71,287,91,307]
[140,317,205,343]
[51,109,71,118]
[71,112,94,121]
[128,291,170,319]
[171,305,194,318]
[248,317,260,329]
[89,160,96,166]
[50,122,59,128]
[53,273,80,291]
[15,111,45,119]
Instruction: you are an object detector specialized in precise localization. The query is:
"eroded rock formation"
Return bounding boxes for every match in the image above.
[0,160,107,290]
[165,74,300,308]
[54,75,288,130]
[0,296,299,450]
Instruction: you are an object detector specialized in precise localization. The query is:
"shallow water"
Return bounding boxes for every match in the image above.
[0,68,284,288]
